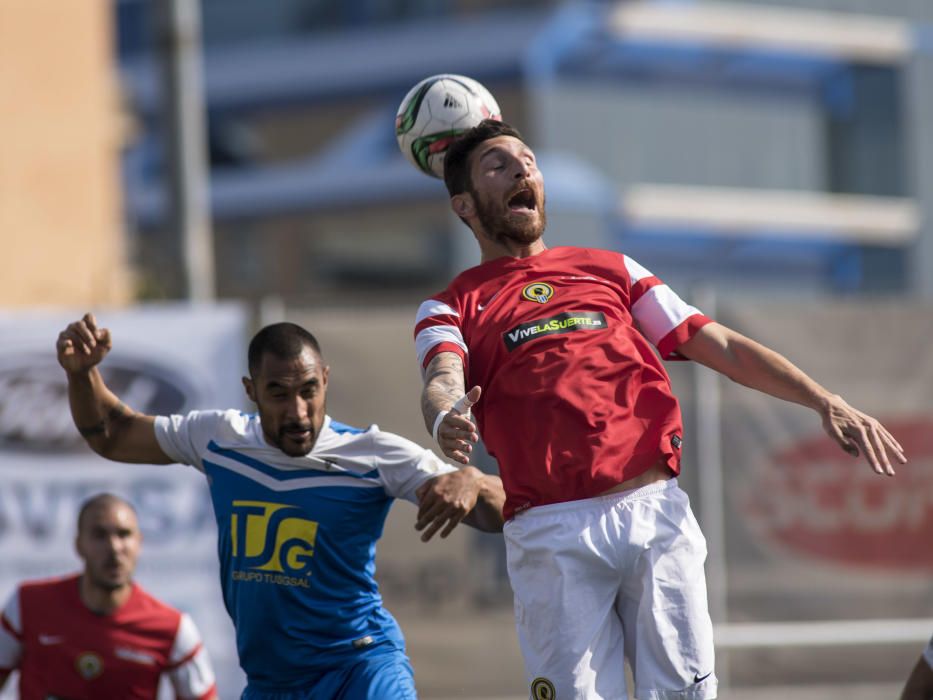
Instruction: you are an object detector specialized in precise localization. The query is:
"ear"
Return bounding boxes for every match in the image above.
[322,365,330,389]
[242,376,257,403]
[74,534,83,561]
[451,192,475,219]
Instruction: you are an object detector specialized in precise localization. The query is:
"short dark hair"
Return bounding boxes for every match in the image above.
[443,119,527,197]
[248,322,323,377]
[77,493,136,534]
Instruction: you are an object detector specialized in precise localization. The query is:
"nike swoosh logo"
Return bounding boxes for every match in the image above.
[694,671,712,684]
[39,635,64,645]
[477,304,486,311]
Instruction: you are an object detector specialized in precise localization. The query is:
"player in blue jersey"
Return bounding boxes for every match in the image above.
[56,312,506,700]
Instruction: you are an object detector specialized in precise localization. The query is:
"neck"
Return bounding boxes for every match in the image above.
[478,237,547,263]
[79,574,132,615]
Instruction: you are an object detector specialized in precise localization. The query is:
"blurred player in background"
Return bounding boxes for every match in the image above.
[415,119,907,700]
[902,635,933,700]
[55,313,505,700]
[0,493,217,700]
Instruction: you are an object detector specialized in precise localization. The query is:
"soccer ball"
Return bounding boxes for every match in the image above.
[395,74,501,179]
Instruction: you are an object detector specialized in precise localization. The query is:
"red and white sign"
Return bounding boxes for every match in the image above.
[739,419,933,571]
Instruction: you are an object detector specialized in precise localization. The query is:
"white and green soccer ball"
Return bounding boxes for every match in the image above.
[395,74,501,179]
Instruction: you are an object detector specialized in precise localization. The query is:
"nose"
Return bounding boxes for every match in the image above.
[286,394,309,422]
[511,157,530,180]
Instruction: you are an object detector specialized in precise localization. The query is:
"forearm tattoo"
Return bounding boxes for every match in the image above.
[108,402,133,423]
[422,353,467,425]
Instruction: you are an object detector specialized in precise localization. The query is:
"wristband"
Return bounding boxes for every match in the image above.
[432,410,449,443]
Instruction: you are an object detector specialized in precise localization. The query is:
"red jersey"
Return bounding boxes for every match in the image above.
[0,574,216,700]
[415,247,712,519]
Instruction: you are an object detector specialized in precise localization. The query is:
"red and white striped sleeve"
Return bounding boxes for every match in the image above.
[0,589,22,673]
[623,255,713,360]
[414,296,467,370]
[166,613,216,700]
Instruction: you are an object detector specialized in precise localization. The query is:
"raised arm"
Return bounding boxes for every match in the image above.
[678,321,906,475]
[57,313,172,464]
[421,352,480,464]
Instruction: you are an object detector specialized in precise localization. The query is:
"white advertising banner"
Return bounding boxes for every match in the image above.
[0,304,249,698]
[714,301,933,621]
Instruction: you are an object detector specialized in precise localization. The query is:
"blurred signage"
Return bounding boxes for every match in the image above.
[0,305,248,698]
[740,419,933,571]
[0,354,197,454]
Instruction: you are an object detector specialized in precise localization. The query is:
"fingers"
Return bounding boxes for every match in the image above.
[876,423,906,464]
[71,320,97,354]
[56,331,74,355]
[847,423,883,475]
[417,507,466,542]
[831,413,903,477]
[415,497,459,542]
[415,475,476,541]
[439,414,478,443]
[57,315,111,371]
[437,413,478,463]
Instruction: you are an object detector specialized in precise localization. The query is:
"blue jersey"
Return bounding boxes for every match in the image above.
[154,411,455,690]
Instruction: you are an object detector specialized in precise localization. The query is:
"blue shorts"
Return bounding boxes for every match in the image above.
[241,649,417,700]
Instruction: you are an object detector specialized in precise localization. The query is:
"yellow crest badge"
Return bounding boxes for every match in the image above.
[531,677,557,699]
[522,282,554,304]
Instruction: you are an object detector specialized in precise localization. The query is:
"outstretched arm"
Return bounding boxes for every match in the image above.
[678,322,906,475]
[414,467,506,541]
[421,352,480,464]
[58,313,172,464]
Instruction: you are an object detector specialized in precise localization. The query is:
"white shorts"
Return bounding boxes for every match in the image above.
[504,478,717,700]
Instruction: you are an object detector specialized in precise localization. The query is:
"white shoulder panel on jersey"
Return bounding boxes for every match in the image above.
[632,285,703,348]
[154,409,244,471]
[415,299,459,325]
[622,254,655,285]
[415,299,468,367]
[415,326,468,367]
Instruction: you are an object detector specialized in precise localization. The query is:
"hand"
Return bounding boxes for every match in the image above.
[436,386,481,464]
[821,394,906,476]
[57,313,112,375]
[414,466,483,541]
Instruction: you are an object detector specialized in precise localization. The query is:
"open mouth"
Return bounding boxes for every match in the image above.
[507,188,536,212]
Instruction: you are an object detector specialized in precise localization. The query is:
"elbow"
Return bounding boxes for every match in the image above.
[87,437,115,460]
[82,431,121,461]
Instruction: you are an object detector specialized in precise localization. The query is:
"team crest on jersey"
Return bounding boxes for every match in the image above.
[75,652,103,679]
[230,501,318,582]
[522,282,554,304]
[531,677,557,699]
